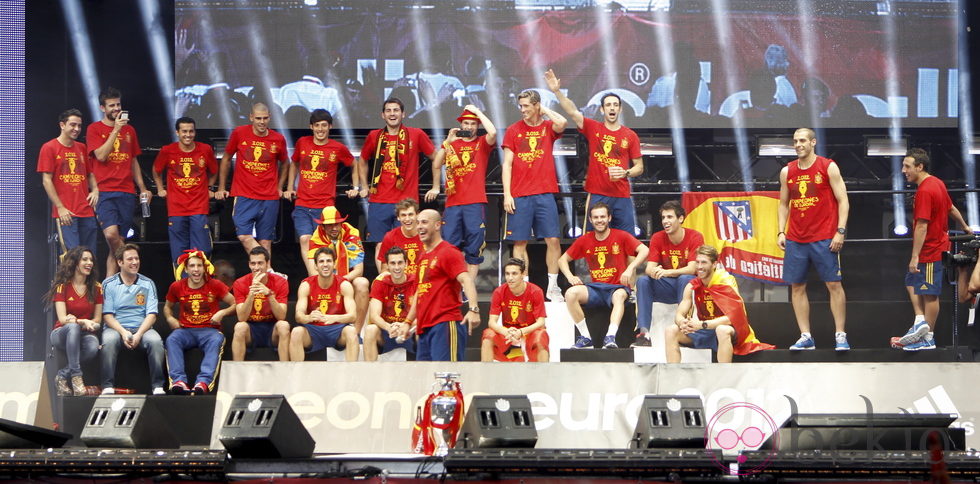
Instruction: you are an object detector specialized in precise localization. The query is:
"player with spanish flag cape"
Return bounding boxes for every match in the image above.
[688,267,775,355]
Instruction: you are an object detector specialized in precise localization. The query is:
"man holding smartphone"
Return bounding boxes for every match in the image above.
[87,87,152,277]
[425,105,497,282]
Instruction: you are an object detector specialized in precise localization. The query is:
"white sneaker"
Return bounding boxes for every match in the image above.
[152,387,166,395]
[102,387,115,395]
[546,285,564,302]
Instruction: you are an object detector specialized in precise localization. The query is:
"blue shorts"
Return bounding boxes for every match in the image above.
[379,329,416,354]
[292,205,322,238]
[782,239,842,284]
[584,282,631,308]
[443,204,486,265]
[505,193,560,240]
[687,328,721,351]
[232,197,278,241]
[168,214,212,263]
[366,202,398,242]
[58,216,99,252]
[586,194,637,234]
[905,262,944,296]
[304,323,351,353]
[635,274,695,331]
[416,320,467,361]
[96,191,136,235]
[247,321,276,349]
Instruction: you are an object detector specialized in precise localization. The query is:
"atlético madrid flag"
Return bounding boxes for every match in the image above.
[681,192,787,285]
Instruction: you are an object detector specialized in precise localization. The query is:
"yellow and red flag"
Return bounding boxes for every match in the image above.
[682,191,786,285]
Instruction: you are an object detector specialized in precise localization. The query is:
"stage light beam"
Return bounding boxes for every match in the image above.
[138,0,175,140]
[60,0,101,119]
[710,0,753,190]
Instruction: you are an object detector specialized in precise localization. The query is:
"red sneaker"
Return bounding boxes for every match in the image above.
[171,381,190,395]
[191,382,209,395]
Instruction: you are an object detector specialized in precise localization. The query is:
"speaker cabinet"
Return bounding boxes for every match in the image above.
[218,395,314,458]
[456,395,537,449]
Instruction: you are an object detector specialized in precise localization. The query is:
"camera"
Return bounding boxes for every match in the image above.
[456,130,473,138]
[942,234,980,268]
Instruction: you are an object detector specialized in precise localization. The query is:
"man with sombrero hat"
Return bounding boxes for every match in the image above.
[308,206,370,333]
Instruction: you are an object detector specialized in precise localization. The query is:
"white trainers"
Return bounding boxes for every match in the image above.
[152,387,166,395]
[102,387,115,395]
[546,285,564,302]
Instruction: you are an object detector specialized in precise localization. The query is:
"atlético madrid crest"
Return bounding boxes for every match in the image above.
[713,201,753,241]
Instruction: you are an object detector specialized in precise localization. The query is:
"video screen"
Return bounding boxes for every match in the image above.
[175,0,957,131]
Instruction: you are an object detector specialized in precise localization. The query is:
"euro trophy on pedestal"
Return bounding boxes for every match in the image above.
[411,372,464,456]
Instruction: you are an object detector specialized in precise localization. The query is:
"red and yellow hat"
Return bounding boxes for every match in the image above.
[174,248,215,281]
[314,206,347,225]
[456,109,480,123]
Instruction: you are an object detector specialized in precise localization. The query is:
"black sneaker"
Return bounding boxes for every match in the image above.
[630,333,651,348]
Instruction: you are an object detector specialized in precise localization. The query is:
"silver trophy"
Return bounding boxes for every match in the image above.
[430,372,461,456]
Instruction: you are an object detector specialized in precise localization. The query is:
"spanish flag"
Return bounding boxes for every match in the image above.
[682,191,786,285]
[691,267,774,355]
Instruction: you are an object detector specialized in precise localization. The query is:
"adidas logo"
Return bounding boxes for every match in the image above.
[902,385,959,418]
[920,284,928,291]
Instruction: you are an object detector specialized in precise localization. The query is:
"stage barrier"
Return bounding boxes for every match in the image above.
[212,362,979,453]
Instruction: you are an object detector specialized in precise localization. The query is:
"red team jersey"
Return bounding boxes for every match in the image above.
[37,139,95,218]
[376,228,424,277]
[415,241,467,331]
[502,120,562,197]
[914,176,954,262]
[370,274,416,323]
[489,282,546,329]
[292,136,354,208]
[648,229,705,269]
[694,283,725,322]
[303,274,347,326]
[786,156,840,243]
[166,278,230,329]
[444,135,492,206]
[52,282,103,330]
[232,272,289,323]
[581,118,641,198]
[225,125,288,200]
[565,229,643,284]
[361,127,434,203]
[86,122,141,193]
[153,142,217,216]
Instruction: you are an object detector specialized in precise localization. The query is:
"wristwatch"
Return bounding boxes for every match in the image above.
[837,227,846,235]
[701,321,708,330]
[469,306,479,313]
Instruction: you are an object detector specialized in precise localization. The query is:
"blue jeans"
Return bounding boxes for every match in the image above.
[635,274,694,332]
[58,216,99,252]
[50,324,99,379]
[166,327,224,387]
[100,327,165,389]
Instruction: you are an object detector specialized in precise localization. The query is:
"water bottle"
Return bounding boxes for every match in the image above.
[140,192,150,218]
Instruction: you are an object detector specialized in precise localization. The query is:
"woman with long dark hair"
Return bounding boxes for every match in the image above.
[44,246,102,396]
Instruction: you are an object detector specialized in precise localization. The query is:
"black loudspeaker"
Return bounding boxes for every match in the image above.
[766,413,966,451]
[80,395,180,448]
[218,394,315,458]
[631,395,705,449]
[456,395,537,448]
[0,418,71,448]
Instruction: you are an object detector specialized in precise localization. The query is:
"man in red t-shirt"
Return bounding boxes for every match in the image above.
[152,117,218,264]
[215,103,289,259]
[354,97,435,242]
[163,250,236,395]
[425,105,497,281]
[546,70,644,234]
[777,128,850,351]
[482,258,549,362]
[38,109,99,252]
[502,89,568,302]
[285,108,357,271]
[365,246,416,361]
[406,209,480,361]
[375,199,423,275]
[87,87,151,277]
[893,148,970,351]
[231,246,290,361]
[634,200,704,347]
[559,203,648,349]
[291,247,358,361]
